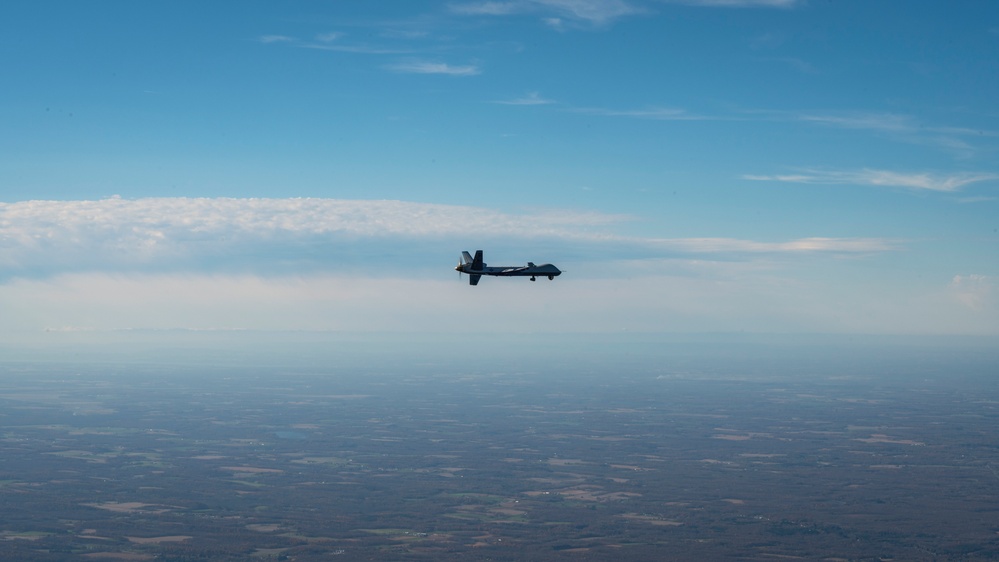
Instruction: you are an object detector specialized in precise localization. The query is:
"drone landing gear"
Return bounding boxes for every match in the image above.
[530,276,536,282]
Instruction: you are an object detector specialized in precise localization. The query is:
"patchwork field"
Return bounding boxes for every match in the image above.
[2,355,999,560]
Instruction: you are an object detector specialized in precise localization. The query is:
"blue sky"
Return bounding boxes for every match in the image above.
[1,0,997,337]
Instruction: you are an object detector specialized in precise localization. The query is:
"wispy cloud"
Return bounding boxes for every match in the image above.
[493,91,555,105]
[0,198,893,279]
[536,0,643,23]
[258,35,295,44]
[956,196,998,204]
[314,32,341,43]
[743,169,999,192]
[573,105,706,120]
[449,1,524,16]
[448,0,798,26]
[797,112,921,134]
[259,32,411,55]
[661,0,801,6]
[794,111,996,156]
[303,43,412,55]
[758,56,815,73]
[449,0,642,26]
[649,237,897,254]
[385,60,482,75]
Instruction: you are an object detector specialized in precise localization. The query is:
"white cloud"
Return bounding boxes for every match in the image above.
[2,273,448,333]
[5,266,996,336]
[494,92,555,105]
[798,112,920,134]
[543,17,566,30]
[0,197,605,239]
[0,198,979,336]
[314,32,341,43]
[950,274,993,311]
[0,197,895,279]
[449,0,641,25]
[449,0,798,26]
[573,106,706,120]
[957,196,998,204]
[795,111,996,156]
[743,169,999,192]
[258,32,410,55]
[650,237,896,254]
[449,1,524,16]
[0,198,620,275]
[304,43,410,55]
[534,0,641,23]
[258,35,295,44]
[385,60,482,75]
[662,0,800,6]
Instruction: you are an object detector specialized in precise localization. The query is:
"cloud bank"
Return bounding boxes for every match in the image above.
[2,198,992,336]
[0,197,623,277]
[0,197,896,279]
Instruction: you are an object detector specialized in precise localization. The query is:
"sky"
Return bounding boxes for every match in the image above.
[1,0,998,339]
